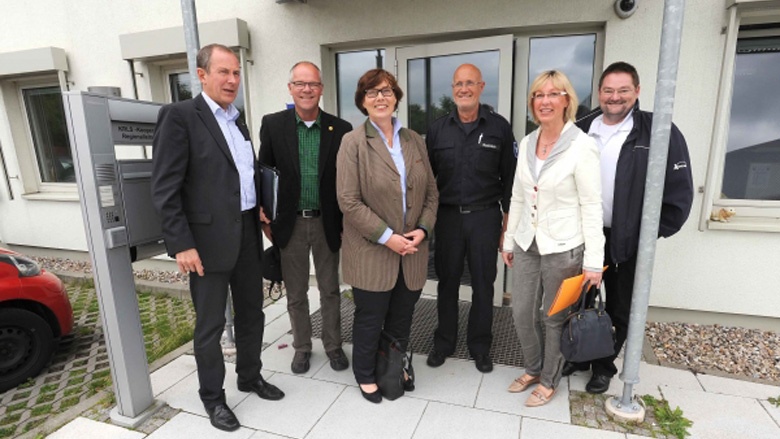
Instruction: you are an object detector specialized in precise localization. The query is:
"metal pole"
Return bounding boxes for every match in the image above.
[180,0,202,95]
[606,0,686,420]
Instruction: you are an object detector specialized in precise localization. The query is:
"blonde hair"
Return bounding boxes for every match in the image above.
[527,70,579,124]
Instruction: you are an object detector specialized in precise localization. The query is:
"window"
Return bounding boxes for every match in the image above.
[22,86,74,183]
[703,8,780,231]
[722,36,780,201]
[525,34,597,133]
[166,70,245,117]
[335,49,385,128]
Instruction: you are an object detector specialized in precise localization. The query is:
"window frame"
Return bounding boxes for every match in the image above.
[15,76,77,197]
[700,3,780,232]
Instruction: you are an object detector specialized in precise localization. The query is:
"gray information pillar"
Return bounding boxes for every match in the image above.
[64,91,165,427]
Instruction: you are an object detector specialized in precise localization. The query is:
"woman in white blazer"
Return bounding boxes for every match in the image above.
[501,70,604,407]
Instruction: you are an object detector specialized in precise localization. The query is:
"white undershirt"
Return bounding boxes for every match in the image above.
[534,158,545,179]
[587,111,633,227]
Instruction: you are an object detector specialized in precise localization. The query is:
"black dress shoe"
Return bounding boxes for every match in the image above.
[206,403,240,432]
[562,361,590,377]
[291,351,311,374]
[426,349,446,367]
[473,354,493,373]
[359,385,382,403]
[238,376,285,400]
[326,348,349,371]
[586,374,612,394]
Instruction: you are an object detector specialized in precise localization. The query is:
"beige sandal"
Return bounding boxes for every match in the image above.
[525,386,556,407]
[507,374,540,393]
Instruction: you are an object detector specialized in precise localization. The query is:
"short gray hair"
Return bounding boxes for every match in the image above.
[289,61,321,82]
[197,44,236,72]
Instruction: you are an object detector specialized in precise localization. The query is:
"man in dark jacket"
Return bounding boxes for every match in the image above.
[151,44,283,432]
[258,61,352,374]
[569,61,694,394]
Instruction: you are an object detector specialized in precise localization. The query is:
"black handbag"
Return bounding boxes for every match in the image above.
[262,245,283,300]
[560,284,616,363]
[375,332,413,400]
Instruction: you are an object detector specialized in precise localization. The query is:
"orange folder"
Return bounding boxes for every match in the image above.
[547,266,608,317]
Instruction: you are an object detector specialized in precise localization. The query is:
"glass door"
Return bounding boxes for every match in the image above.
[396,35,514,306]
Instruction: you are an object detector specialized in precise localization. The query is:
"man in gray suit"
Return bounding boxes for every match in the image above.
[152,44,283,432]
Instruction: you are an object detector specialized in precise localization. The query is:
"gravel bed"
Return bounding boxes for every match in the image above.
[30,257,780,384]
[32,256,188,285]
[646,321,780,383]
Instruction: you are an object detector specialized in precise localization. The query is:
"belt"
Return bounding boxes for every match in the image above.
[241,209,255,216]
[298,209,321,218]
[447,203,496,214]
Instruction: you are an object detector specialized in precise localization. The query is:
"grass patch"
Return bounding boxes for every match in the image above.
[769,396,780,407]
[59,396,81,410]
[641,395,693,439]
[22,418,46,433]
[63,387,83,397]
[39,383,59,394]
[17,378,35,389]
[0,414,22,426]
[6,401,28,412]
[30,404,53,417]
[36,393,56,404]
[0,426,17,439]
[11,390,31,401]
[92,369,110,380]
[67,376,85,386]
[146,323,193,364]
[87,378,111,396]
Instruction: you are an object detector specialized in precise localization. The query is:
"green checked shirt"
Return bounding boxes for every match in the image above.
[296,112,321,210]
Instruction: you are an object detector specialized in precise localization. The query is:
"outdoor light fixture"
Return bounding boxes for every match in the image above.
[615,0,639,19]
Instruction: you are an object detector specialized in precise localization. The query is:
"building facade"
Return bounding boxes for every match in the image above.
[1,0,779,326]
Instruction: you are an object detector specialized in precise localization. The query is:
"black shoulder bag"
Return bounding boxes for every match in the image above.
[375,331,414,400]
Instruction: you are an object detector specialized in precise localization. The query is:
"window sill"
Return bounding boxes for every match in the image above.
[22,191,80,202]
[707,216,780,233]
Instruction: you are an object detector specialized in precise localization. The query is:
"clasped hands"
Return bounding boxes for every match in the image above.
[385,229,425,256]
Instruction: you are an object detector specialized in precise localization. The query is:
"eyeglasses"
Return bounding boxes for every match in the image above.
[290,81,323,90]
[532,91,568,101]
[452,81,483,90]
[365,88,394,98]
[600,88,634,97]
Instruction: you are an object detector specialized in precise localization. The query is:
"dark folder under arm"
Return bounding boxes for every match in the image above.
[259,164,280,222]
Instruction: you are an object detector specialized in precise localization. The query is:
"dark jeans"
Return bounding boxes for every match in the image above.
[576,227,638,377]
[433,205,501,356]
[190,211,265,410]
[351,266,421,384]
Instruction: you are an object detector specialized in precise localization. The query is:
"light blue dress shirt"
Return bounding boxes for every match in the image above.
[370,118,406,245]
[201,92,256,211]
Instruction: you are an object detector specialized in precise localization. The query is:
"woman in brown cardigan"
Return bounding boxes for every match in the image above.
[336,69,438,403]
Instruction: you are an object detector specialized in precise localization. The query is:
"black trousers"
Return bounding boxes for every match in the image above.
[190,211,265,410]
[433,205,502,356]
[576,227,638,377]
[351,266,421,384]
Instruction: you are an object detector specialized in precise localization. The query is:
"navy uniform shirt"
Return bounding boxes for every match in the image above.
[426,104,516,212]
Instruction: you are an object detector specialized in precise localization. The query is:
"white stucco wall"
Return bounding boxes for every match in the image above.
[0,0,778,319]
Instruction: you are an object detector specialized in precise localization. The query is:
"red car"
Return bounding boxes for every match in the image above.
[0,247,73,393]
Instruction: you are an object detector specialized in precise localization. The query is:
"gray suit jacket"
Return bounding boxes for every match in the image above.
[336,120,438,291]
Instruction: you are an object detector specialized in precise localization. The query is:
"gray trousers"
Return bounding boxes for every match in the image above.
[512,240,584,389]
[280,216,342,353]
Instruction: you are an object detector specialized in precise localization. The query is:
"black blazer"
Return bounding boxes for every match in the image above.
[151,94,262,272]
[258,108,352,252]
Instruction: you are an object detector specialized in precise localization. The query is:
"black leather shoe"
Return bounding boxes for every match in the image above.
[326,348,349,371]
[562,361,590,377]
[403,377,415,392]
[291,351,311,374]
[206,403,240,432]
[426,349,446,367]
[586,374,612,394]
[238,376,285,400]
[360,385,382,403]
[473,354,493,373]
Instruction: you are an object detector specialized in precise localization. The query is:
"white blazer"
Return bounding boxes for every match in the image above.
[503,121,605,271]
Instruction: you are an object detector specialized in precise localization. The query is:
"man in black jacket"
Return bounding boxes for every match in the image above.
[152,44,283,432]
[569,62,694,394]
[258,61,352,374]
